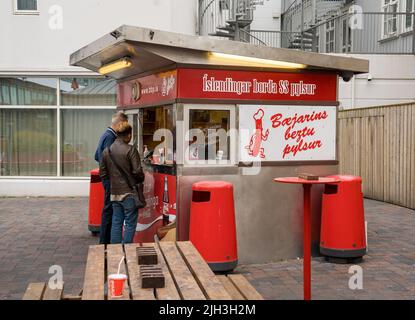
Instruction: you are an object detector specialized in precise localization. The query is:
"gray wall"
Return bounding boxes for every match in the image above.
[178,165,338,264]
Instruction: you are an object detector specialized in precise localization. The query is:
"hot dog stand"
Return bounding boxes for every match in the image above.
[70,25,368,264]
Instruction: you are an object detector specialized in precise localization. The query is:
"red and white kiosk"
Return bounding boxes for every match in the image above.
[71,26,368,264]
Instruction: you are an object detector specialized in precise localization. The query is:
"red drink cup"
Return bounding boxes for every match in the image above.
[108,274,127,298]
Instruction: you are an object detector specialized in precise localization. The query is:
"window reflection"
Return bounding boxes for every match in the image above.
[0,78,57,105]
[60,78,116,106]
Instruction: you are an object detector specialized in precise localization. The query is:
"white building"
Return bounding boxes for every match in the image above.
[279,0,415,109]
[0,0,197,196]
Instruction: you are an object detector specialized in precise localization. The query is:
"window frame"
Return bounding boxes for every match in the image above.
[182,104,236,167]
[341,18,352,53]
[325,19,336,53]
[403,0,415,33]
[381,0,399,39]
[13,0,39,15]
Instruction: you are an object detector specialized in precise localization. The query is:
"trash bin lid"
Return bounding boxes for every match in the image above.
[90,168,100,176]
[192,181,233,191]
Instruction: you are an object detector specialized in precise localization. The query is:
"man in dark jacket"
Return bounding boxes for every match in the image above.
[95,111,128,244]
[99,122,145,244]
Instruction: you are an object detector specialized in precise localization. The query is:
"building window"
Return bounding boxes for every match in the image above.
[184,104,236,166]
[382,0,399,38]
[341,19,352,53]
[325,20,335,53]
[404,0,414,32]
[61,109,115,177]
[0,109,57,176]
[14,0,39,15]
[0,76,116,178]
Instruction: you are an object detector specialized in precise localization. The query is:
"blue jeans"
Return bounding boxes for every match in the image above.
[99,178,112,244]
[111,196,138,244]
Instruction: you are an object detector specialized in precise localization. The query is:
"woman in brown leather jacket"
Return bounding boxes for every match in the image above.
[99,122,145,243]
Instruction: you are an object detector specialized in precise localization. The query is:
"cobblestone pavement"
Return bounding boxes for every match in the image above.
[0,197,414,300]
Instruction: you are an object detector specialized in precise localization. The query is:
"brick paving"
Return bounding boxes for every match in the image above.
[0,197,414,300]
[238,199,415,300]
[0,197,96,300]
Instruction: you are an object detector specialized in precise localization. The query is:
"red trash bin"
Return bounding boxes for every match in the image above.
[88,168,104,235]
[189,181,238,272]
[320,175,366,260]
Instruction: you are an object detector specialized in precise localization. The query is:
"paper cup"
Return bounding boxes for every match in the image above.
[108,273,127,298]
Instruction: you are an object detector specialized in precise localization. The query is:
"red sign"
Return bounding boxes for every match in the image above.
[177,68,337,102]
[118,70,177,107]
[117,68,338,107]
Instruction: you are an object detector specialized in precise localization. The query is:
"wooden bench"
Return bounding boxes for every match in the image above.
[23,241,263,300]
[81,241,263,300]
[217,274,264,300]
[22,282,82,300]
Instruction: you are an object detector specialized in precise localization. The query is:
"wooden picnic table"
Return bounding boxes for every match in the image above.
[80,241,263,300]
[22,241,263,300]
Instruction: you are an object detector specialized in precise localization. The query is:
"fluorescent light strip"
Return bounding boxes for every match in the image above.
[98,58,133,75]
[209,52,307,69]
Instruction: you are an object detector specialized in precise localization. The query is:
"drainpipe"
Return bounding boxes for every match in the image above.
[351,75,356,109]
[413,12,415,54]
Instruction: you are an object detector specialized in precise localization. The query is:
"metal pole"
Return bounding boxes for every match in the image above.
[303,184,312,301]
[301,0,304,51]
[197,0,200,35]
[56,78,61,177]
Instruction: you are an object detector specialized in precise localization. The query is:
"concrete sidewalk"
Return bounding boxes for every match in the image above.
[0,197,414,300]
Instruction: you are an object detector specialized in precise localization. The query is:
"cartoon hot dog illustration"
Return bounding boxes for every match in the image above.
[245,108,269,159]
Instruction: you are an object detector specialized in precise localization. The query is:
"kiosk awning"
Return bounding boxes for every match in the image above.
[70,25,369,81]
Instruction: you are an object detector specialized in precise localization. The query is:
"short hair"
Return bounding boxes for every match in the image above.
[115,121,132,137]
[111,111,128,126]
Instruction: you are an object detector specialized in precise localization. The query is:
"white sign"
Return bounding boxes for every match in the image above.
[239,105,337,162]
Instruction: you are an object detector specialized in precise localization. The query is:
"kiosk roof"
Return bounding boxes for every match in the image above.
[70,25,369,80]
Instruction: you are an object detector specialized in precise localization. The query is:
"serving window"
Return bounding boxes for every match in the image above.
[140,105,175,165]
[183,104,236,166]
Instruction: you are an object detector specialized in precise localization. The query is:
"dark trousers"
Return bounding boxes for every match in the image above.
[99,178,113,244]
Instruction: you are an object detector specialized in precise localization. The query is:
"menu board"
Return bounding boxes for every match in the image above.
[239,105,337,162]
